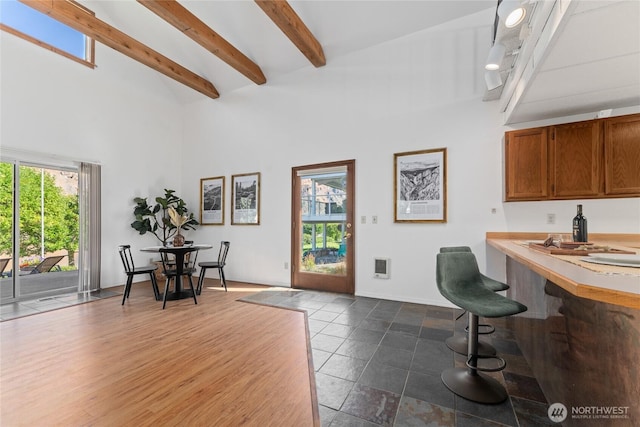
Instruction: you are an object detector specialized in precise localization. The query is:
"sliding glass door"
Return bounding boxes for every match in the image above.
[1,162,80,303]
[0,162,16,300]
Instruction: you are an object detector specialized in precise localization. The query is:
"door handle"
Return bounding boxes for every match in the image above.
[345,233,352,239]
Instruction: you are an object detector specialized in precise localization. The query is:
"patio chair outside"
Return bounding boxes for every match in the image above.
[0,258,11,278]
[21,255,65,275]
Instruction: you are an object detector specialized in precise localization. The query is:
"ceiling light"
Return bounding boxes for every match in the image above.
[498,0,526,28]
[485,70,503,90]
[485,43,506,71]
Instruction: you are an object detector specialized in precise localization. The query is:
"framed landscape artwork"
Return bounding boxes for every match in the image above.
[200,176,225,225]
[394,148,447,223]
[231,172,260,225]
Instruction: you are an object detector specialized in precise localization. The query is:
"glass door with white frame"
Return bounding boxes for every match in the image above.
[0,162,80,303]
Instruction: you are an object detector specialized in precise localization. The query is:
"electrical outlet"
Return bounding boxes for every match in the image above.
[547,213,556,224]
[361,216,366,224]
[284,262,289,270]
[372,215,378,224]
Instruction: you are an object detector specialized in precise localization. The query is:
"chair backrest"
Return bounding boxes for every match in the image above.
[0,258,10,274]
[118,245,135,273]
[159,247,198,276]
[435,252,482,304]
[218,241,230,265]
[158,248,175,275]
[439,246,472,253]
[185,248,199,273]
[32,255,65,273]
[183,241,195,266]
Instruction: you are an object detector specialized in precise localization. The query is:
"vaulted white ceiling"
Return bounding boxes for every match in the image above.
[74,0,639,124]
[79,0,493,104]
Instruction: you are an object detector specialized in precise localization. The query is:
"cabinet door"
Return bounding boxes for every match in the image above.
[549,121,601,198]
[605,114,640,195]
[505,128,547,201]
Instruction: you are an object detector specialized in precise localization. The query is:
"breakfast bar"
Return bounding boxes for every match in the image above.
[487,233,640,426]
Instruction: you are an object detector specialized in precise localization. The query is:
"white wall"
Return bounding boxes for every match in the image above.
[2,12,638,306]
[0,32,185,288]
[181,16,640,307]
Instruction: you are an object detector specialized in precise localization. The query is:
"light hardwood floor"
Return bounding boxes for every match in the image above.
[0,280,318,426]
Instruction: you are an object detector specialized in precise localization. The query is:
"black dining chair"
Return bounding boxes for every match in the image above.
[118,245,160,305]
[197,241,230,294]
[162,241,194,270]
[159,247,199,309]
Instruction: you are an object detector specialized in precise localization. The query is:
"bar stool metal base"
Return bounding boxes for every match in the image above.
[446,336,496,357]
[441,368,508,404]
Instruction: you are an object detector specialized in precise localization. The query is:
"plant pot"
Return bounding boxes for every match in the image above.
[173,232,185,247]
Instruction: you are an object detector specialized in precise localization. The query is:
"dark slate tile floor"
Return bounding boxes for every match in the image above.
[240,288,556,427]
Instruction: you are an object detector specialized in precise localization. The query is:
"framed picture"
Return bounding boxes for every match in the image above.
[231,172,260,225]
[200,176,225,225]
[394,148,447,223]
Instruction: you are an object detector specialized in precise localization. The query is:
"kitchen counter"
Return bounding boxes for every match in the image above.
[486,232,640,309]
[487,232,640,426]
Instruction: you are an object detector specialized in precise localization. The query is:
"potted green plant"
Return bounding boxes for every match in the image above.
[131,189,198,246]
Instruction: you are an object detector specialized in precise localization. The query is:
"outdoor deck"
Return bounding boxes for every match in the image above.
[0,270,79,301]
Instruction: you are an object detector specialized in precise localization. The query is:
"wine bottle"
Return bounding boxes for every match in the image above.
[572,204,588,242]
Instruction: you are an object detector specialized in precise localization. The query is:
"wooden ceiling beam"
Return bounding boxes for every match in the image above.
[138,0,266,85]
[254,0,325,68]
[20,0,219,99]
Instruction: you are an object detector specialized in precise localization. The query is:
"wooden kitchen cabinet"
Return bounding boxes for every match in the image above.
[549,121,601,198]
[605,114,640,195]
[504,113,640,201]
[505,127,547,201]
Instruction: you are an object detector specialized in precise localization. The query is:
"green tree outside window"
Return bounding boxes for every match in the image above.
[0,163,79,265]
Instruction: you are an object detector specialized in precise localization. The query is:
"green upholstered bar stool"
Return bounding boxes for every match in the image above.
[436,252,527,404]
[440,246,509,357]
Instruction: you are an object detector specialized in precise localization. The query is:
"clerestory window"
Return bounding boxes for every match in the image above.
[0,0,95,68]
